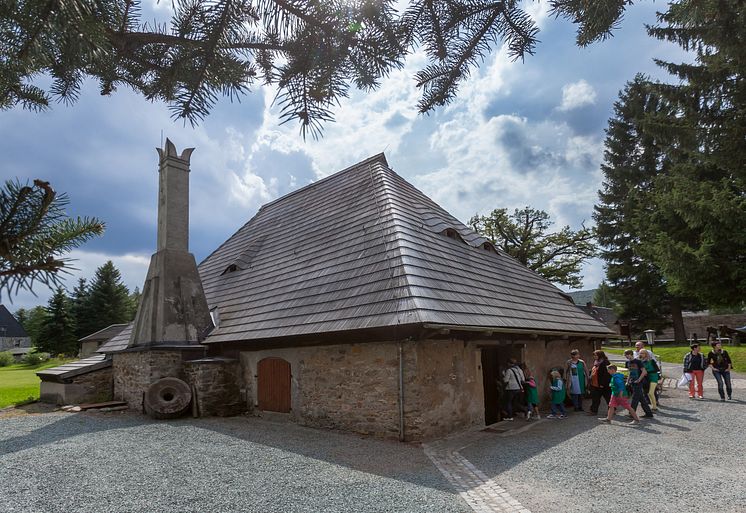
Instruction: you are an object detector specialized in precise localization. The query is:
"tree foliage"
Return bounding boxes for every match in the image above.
[76,260,132,337]
[595,1,745,332]
[0,0,641,137]
[469,206,595,288]
[36,286,78,355]
[592,281,615,308]
[0,179,104,301]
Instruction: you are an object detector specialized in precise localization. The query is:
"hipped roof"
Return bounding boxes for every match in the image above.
[196,154,611,344]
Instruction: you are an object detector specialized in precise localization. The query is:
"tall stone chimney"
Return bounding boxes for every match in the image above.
[129,139,213,347]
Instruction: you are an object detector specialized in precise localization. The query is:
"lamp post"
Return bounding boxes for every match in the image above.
[644,329,655,350]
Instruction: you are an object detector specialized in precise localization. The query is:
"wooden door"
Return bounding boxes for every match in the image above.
[257,357,291,413]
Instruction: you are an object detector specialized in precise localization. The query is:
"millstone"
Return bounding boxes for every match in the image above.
[144,377,192,419]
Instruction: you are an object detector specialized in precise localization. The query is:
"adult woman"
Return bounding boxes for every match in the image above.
[707,341,733,401]
[639,349,660,410]
[564,349,590,412]
[683,343,707,399]
[588,350,611,415]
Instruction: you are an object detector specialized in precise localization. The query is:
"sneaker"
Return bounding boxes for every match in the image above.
[504,417,513,421]
[643,414,654,418]
[546,414,557,419]
[525,412,531,421]
[535,413,541,419]
[697,396,704,400]
[728,396,733,401]
[689,395,695,399]
[598,418,611,423]
[559,415,567,419]
[629,420,640,425]
[720,398,726,402]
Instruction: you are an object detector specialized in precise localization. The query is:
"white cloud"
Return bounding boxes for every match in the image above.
[7,249,151,311]
[558,79,598,111]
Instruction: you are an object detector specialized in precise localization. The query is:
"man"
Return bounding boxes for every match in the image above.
[707,341,733,401]
[624,350,654,418]
[502,359,525,421]
[634,340,661,369]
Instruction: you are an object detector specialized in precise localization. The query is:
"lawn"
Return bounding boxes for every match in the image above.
[603,346,746,373]
[0,359,72,408]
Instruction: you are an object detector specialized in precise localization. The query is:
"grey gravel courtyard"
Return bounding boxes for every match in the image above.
[2,367,745,513]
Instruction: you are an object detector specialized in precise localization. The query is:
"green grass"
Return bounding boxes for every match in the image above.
[0,359,72,408]
[603,346,746,373]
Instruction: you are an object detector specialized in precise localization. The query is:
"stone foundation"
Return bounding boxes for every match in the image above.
[113,349,203,411]
[39,366,113,405]
[240,339,485,441]
[184,358,245,417]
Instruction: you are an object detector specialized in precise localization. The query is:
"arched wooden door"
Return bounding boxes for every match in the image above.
[257,357,291,413]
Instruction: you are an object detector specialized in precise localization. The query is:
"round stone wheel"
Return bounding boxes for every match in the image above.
[144,377,192,419]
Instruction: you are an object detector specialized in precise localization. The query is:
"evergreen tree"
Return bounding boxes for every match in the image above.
[1,0,541,137]
[78,261,131,337]
[127,286,141,321]
[592,281,615,309]
[595,77,698,341]
[15,305,47,347]
[70,277,90,339]
[636,1,746,307]
[36,287,77,355]
[469,206,595,288]
[0,179,104,300]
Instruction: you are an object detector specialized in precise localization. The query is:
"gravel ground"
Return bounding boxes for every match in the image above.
[0,413,469,513]
[461,370,746,513]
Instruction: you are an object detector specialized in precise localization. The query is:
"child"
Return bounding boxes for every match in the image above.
[523,366,540,420]
[547,370,566,419]
[624,349,653,417]
[600,364,640,425]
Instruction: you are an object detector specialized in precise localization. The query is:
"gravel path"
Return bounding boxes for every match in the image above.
[0,413,469,513]
[459,374,746,513]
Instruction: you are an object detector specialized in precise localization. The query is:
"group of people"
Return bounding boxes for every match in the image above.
[500,339,735,425]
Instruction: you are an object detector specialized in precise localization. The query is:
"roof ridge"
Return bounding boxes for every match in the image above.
[369,161,422,326]
[259,153,388,211]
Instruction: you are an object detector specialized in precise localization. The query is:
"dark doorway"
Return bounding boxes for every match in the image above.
[257,357,291,413]
[481,345,525,424]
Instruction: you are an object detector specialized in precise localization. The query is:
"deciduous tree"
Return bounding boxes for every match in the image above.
[469,206,595,288]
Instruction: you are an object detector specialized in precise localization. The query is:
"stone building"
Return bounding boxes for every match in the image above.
[0,304,32,360]
[79,324,127,357]
[82,144,610,441]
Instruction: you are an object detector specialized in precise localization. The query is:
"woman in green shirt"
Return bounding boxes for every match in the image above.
[639,349,659,410]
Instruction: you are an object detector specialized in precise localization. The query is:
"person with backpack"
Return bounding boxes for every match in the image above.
[588,350,612,416]
[599,364,640,425]
[684,343,707,399]
[639,349,660,411]
[707,341,733,401]
[502,358,525,421]
[624,350,654,418]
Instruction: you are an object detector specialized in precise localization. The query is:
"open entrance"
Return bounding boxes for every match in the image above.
[481,344,525,424]
[257,357,291,413]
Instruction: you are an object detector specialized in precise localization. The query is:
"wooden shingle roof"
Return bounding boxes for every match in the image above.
[197,154,611,344]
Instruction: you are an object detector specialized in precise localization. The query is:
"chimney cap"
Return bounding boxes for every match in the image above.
[157,138,194,163]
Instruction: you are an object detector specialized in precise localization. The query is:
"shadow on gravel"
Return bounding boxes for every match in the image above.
[0,412,455,494]
[0,413,150,457]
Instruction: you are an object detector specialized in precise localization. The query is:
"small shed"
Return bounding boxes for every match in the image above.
[79,324,128,358]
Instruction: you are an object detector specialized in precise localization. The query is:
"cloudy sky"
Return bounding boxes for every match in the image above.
[2,1,686,311]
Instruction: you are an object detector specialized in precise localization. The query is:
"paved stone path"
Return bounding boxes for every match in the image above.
[424,423,538,513]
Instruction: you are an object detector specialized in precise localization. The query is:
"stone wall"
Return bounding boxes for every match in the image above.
[402,339,484,440]
[39,366,113,405]
[239,339,485,441]
[523,337,596,405]
[113,350,194,411]
[184,358,245,417]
